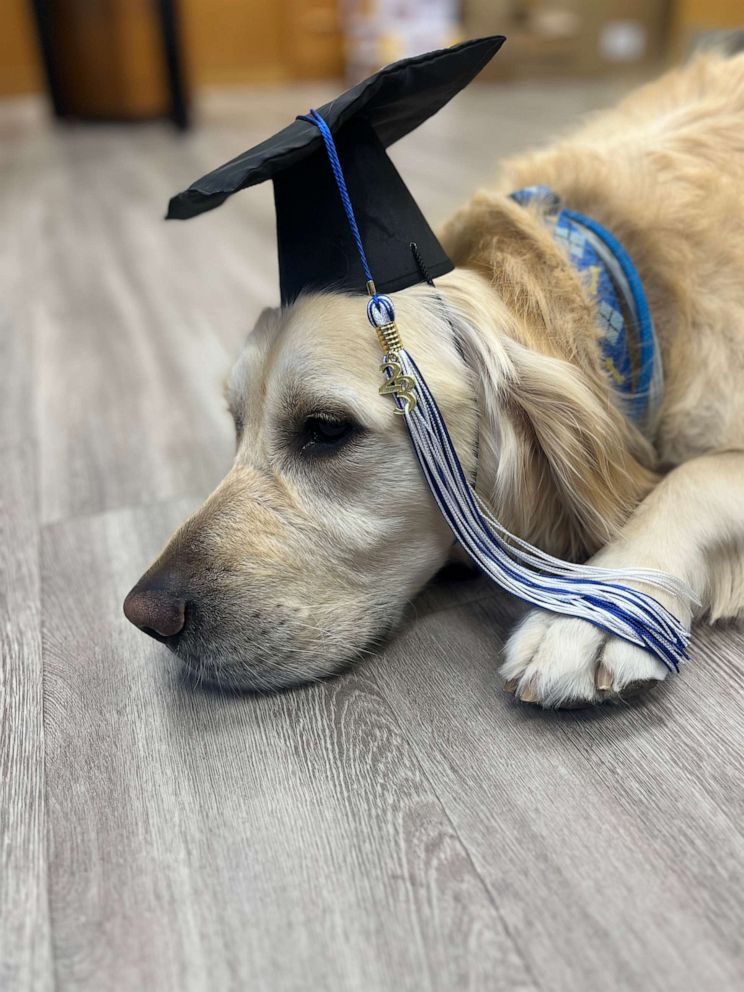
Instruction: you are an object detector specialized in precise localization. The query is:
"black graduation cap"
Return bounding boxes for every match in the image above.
[167,36,505,304]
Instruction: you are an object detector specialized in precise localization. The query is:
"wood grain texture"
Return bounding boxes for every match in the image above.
[0,100,44,446]
[0,444,53,991]
[371,599,744,992]
[41,499,533,992]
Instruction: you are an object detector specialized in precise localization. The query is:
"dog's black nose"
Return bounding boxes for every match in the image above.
[123,587,186,640]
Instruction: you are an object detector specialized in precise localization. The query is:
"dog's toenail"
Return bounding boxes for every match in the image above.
[519,682,539,703]
[595,662,613,692]
[503,678,519,693]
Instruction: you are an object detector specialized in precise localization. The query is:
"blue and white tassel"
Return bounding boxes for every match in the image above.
[300,108,692,673]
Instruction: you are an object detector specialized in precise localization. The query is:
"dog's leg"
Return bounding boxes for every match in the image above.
[501,451,744,707]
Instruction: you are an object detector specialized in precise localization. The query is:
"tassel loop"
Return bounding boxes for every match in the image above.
[367,292,397,330]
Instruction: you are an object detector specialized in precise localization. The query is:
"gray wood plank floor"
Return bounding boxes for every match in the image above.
[2,75,744,991]
[1,444,52,991]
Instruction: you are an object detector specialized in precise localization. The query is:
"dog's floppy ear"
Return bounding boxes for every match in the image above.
[439,272,657,557]
[502,337,657,552]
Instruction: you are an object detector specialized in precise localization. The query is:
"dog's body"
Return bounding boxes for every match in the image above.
[125,53,744,706]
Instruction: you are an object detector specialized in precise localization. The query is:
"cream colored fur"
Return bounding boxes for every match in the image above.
[134,54,744,704]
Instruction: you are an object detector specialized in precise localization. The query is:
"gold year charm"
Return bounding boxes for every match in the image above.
[379,356,417,415]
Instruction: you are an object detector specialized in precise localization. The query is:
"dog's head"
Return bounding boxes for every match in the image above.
[123,287,480,689]
[124,203,656,690]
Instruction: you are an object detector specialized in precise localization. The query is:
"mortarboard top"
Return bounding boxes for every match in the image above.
[167,36,505,303]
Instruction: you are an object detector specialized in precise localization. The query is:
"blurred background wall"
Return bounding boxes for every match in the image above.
[1,1,743,122]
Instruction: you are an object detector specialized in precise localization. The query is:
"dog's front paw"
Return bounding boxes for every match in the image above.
[501,610,669,708]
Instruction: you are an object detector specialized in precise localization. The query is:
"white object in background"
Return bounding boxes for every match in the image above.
[600,20,647,63]
[343,0,460,80]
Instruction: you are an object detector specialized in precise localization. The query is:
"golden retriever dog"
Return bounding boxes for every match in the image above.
[124,53,744,707]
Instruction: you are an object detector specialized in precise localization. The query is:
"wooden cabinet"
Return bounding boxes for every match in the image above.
[181,0,343,85]
[36,0,173,118]
[1,0,43,95]
[25,0,187,123]
[1,0,345,99]
[672,0,744,52]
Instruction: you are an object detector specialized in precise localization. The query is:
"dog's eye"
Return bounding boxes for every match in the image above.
[299,415,359,453]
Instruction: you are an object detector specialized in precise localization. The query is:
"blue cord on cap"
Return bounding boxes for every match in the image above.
[298,109,397,331]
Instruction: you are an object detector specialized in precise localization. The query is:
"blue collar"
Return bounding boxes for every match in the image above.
[510,185,662,428]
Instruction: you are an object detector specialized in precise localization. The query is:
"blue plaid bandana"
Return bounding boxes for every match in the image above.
[511,185,663,429]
